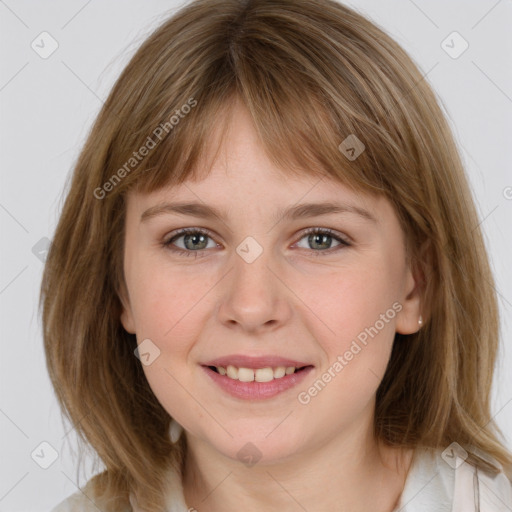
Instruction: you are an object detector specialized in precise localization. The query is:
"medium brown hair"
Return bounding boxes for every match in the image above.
[41,0,512,509]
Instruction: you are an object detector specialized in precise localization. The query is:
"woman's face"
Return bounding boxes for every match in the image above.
[120,101,422,465]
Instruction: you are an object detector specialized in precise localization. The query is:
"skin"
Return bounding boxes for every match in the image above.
[120,99,422,512]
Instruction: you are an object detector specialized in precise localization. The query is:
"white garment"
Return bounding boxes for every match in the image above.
[51,446,512,511]
[393,446,512,511]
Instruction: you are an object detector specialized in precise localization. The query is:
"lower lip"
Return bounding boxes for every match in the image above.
[201,365,314,400]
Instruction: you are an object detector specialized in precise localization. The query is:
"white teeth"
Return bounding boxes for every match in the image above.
[238,367,255,382]
[255,368,274,382]
[273,367,286,379]
[216,365,301,381]
[226,365,238,379]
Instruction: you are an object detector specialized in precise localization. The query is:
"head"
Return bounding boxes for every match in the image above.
[41,0,512,510]
[118,95,422,468]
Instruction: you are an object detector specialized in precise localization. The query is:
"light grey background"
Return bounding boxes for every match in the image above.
[1,1,511,510]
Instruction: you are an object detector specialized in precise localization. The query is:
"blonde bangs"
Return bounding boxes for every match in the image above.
[95,0,424,204]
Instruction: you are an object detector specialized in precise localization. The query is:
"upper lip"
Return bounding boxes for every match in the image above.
[202,354,314,369]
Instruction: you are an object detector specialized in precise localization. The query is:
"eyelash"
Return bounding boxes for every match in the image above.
[162,227,351,258]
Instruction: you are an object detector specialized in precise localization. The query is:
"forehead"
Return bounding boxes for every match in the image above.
[126,101,382,214]
[123,99,405,237]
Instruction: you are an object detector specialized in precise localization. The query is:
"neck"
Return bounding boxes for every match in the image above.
[182,419,414,512]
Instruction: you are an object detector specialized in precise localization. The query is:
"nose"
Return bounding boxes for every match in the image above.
[217,241,292,334]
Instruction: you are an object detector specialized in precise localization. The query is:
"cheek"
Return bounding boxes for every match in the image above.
[129,268,209,422]
[292,259,400,391]
[130,262,211,339]
[128,264,217,395]
[298,260,400,339]
[293,270,399,420]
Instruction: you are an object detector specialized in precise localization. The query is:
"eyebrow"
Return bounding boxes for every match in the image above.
[140,201,377,224]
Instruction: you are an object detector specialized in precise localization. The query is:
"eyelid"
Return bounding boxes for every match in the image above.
[164,226,218,242]
[296,227,352,246]
[162,226,352,256]
[163,226,350,244]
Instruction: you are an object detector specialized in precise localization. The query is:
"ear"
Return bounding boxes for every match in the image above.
[118,282,136,334]
[395,243,428,335]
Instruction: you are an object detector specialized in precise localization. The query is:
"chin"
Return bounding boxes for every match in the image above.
[210,432,305,468]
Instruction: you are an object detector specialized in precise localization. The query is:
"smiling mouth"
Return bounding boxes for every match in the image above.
[201,363,315,400]
[205,364,312,382]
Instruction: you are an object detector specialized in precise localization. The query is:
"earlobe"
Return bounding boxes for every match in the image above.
[118,284,136,334]
[120,307,136,334]
[395,239,431,335]
[395,260,424,335]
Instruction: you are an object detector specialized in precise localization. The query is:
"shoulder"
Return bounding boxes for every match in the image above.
[396,445,512,511]
[50,489,99,512]
[50,479,131,512]
[474,459,512,510]
[50,460,187,512]
[435,446,512,509]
